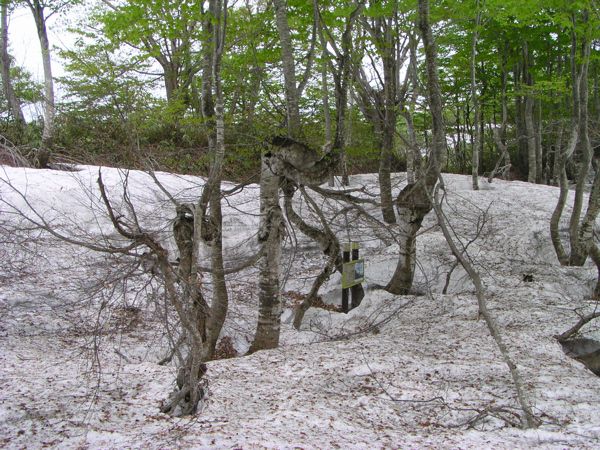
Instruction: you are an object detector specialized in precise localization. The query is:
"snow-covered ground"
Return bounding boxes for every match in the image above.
[1,165,599,449]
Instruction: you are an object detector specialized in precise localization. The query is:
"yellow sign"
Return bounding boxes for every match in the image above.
[342,258,365,288]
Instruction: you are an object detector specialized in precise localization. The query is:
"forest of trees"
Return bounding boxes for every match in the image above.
[0,0,596,184]
[1,0,599,423]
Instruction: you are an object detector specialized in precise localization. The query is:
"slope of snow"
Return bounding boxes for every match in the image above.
[1,165,599,449]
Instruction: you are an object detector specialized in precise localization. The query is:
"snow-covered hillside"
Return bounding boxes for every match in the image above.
[1,165,599,449]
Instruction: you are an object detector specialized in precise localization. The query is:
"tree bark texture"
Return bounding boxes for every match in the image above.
[250,158,284,352]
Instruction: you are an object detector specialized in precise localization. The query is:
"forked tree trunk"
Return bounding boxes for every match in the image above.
[550,123,578,265]
[354,13,400,223]
[577,162,600,259]
[550,13,597,270]
[569,32,593,266]
[385,183,429,294]
[386,0,446,295]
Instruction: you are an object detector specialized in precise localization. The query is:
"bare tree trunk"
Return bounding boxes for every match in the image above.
[203,3,229,356]
[576,162,600,261]
[535,99,543,183]
[569,31,592,266]
[0,1,24,129]
[249,158,284,352]
[470,2,481,190]
[379,18,397,224]
[341,89,352,186]
[405,32,421,184]
[166,0,229,415]
[284,186,345,329]
[316,1,362,187]
[432,182,537,429]
[551,123,564,186]
[250,0,304,353]
[589,244,600,299]
[525,95,536,183]
[163,65,180,104]
[379,132,396,223]
[322,49,334,187]
[273,0,301,135]
[550,124,578,265]
[385,183,429,294]
[523,43,536,183]
[28,0,54,167]
[419,0,447,187]
[551,13,595,271]
[488,49,511,184]
[404,111,419,184]
[386,0,446,294]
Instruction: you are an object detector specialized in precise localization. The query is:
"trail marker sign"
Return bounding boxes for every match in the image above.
[341,242,364,312]
[342,258,365,288]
